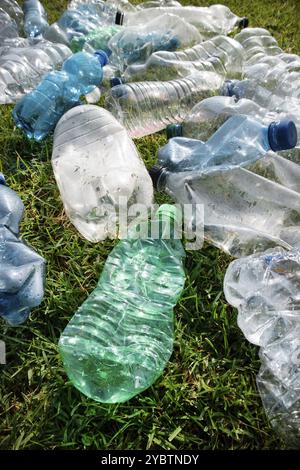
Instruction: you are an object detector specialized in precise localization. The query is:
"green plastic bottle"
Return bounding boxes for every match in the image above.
[70,25,121,53]
[59,205,186,403]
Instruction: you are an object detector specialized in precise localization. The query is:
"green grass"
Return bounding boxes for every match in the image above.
[0,0,299,451]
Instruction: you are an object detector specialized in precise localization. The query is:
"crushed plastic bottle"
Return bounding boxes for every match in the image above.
[105,71,224,138]
[0,40,71,104]
[59,204,185,403]
[137,0,182,8]
[124,4,248,37]
[150,116,299,257]
[224,248,300,448]
[70,24,121,53]
[235,28,300,99]
[44,0,124,46]
[23,0,49,38]
[124,35,244,82]
[0,0,23,30]
[0,8,19,44]
[0,176,46,326]
[12,50,108,141]
[108,13,201,71]
[52,105,153,242]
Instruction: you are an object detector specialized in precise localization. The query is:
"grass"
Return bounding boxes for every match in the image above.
[0,0,299,451]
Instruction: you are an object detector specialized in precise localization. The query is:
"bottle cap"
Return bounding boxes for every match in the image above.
[268,120,297,152]
[239,17,249,29]
[223,80,236,97]
[156,204,180,223]
[115,11,124,25]
[0,173,5,185]
[94,50,109,67]
[166,124,183,139]
[149,165,165,190]
[110,77,124,87]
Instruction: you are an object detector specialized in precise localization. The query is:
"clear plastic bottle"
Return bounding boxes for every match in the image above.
[0,177,46,326]
[224,248,300,447]
[105,71,224,138]
[70,24,121,53]
[12,50,108,141]
[59,204,186,403]
[23,0,49,38]
[0,40,72,104]
[137,0,182,8]
[124,35,244,82]
[0,0,23,30]
[150,116,299,257]
[44,1,124,46]
[108,13,201,71]
[52,105,153,242]
[235,27,282,64]
[124,4,248,37]
[0,8,19,44]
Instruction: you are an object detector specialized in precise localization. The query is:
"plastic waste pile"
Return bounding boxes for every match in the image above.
[2,0,300,448]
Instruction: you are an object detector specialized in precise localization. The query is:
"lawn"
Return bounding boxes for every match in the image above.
[0,0,299,450]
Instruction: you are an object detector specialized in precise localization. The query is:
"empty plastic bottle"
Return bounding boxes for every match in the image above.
[44,1,124,46]
[108,13,201,71]
[234,28,300,99]
[70,24,121,53]
[12,50,108,141]
[59,204,186,403]
[138,0,182,8]
[0,40,71,104]
[0,176,46,326]
[0,9,19,44]
[124,4,248,37]
[0,0,23,30]
[150,116,299,257]
[23,0,49,38]
[105,71,224,138]
[52,105,153,242]
[124,34,244,82]
[224,247,300,447]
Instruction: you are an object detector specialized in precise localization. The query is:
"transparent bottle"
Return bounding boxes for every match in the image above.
[23,0,49,38]
[0,40,72,104]
[12,50,108,141]
[224,248,300,448]
[52,105,153,242]
[108,13,201,71]
[59,204,186,403]
[70,24,121,53]
[150,116,299,257]
[124,4,248,37]
[0,176,46,326]
[0,8,19,44]
[105,71,224,138]
[0,0,23,30]
[124,35,244,82]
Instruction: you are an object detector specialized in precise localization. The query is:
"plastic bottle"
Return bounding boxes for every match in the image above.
[44,1,124,46]
[0,9,19,44]
[150,116,299,257]
[0,40,71,104]
[12,50,108,141]
[124,35,244,82]
[70,24,121,53]
[105,71,224,138]
[124,4,249,37]
[108,13,201,71]
[0,176,46,326]
[234,28,300,99]
[52,105,153,242]
[23,0,49,38]
[0,0,23,30]
[59,204,186,403]
[137,0,182,8]
[224,247,300,447]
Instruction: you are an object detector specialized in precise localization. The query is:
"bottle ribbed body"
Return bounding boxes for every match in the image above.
[23,0,49,38]
[224,248,300,448]
[59,208,185,403]
[106,71,224,137]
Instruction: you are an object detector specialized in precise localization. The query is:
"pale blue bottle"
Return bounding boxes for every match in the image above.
[23,0,49,38]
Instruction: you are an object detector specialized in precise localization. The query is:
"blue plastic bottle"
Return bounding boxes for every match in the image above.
[0,175,45,326]
[12,50,108,141]
[23,0,49,38]
[158,115,297,174]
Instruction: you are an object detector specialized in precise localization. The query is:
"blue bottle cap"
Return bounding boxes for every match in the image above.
[166,124,183,139]
[223,80,236,97]
[0,173,5,185]
[239,17,249,29]
[268,120,298,152]
[94,50,109,67]
[110,77,124,87]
